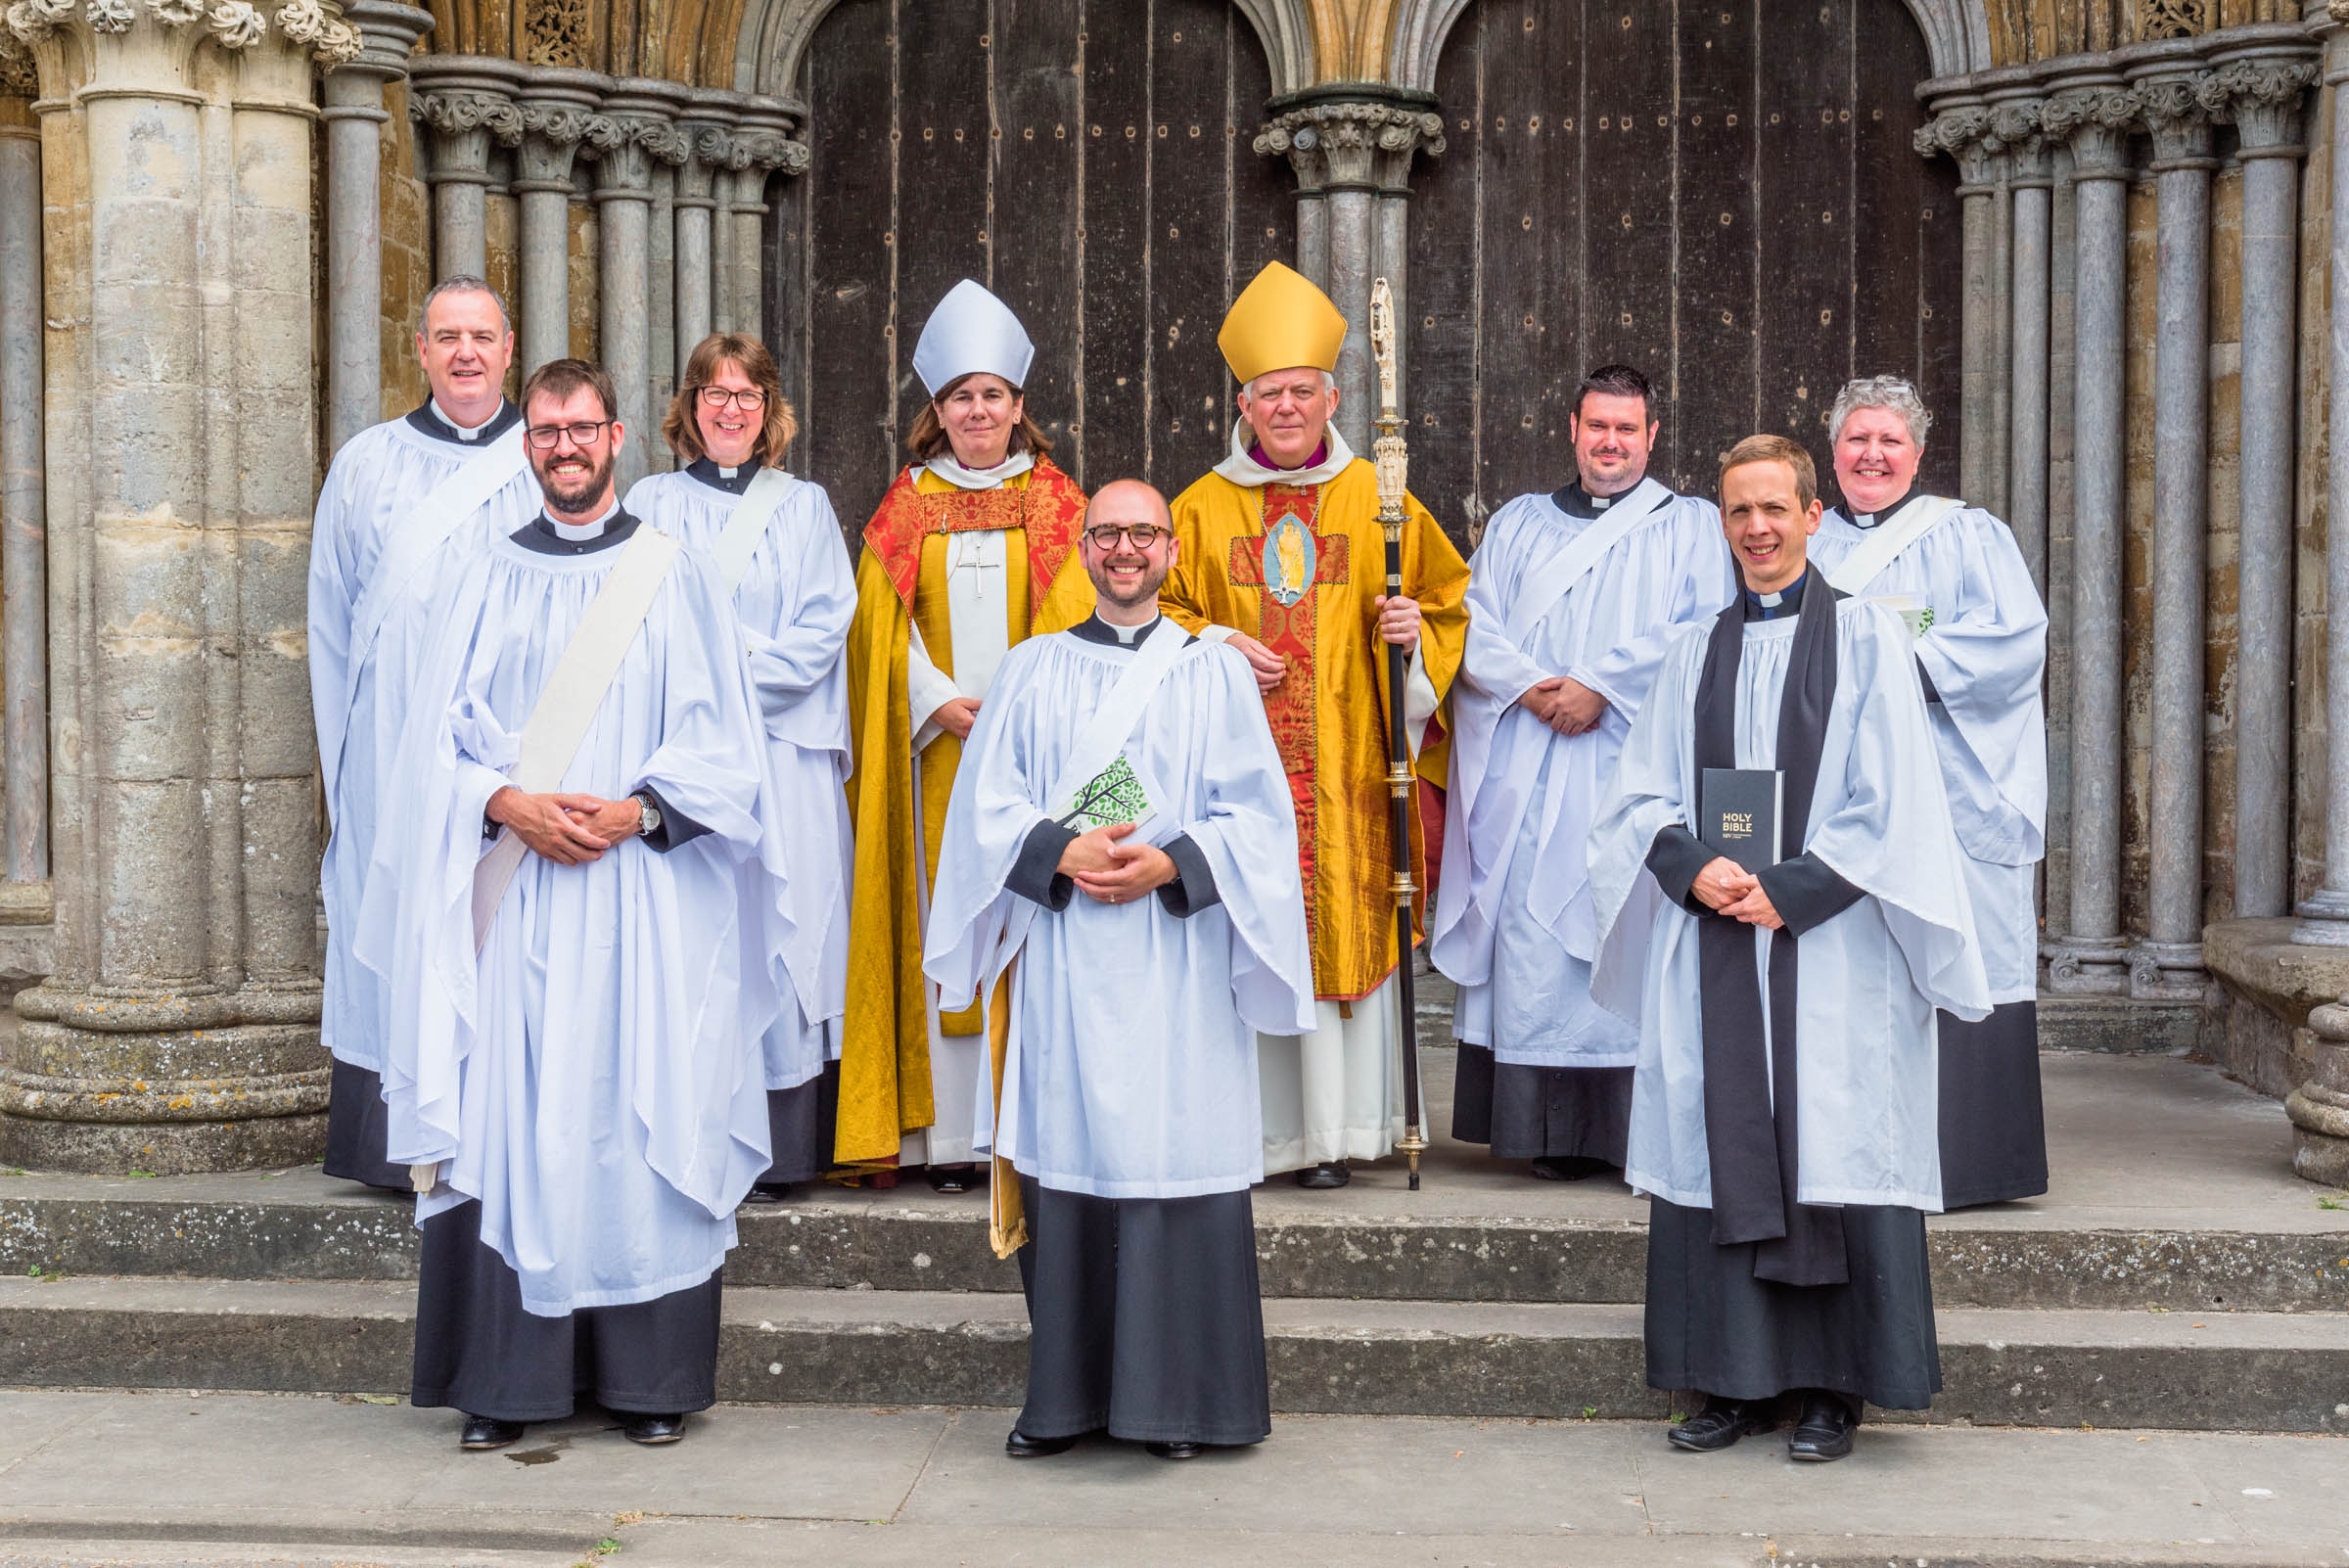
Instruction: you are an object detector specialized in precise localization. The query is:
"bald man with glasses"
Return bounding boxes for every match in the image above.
[924,479,1315,1462]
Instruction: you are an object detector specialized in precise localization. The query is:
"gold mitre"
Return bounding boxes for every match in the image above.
[1218,261,1347,385]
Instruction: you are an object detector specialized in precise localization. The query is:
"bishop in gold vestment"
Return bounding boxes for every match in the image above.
[839,281,1094,1179]
[1163,262,1470,1184]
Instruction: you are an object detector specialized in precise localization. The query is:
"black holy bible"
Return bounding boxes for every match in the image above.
[1699,767,1783,873]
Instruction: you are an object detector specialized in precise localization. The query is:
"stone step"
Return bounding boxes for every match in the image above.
[7,1174,2344,1313]
[18,1182,2349,1314]
[3,1273,2344,1434]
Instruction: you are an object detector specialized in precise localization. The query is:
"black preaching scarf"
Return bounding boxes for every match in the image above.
[1689,575,1849,1287]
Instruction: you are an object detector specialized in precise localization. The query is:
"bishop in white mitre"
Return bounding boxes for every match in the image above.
[926,480,1313,1460]
[308,277,540,1189]
[356,360,789,1452]
[839,280,1095,1190]
[1589,436,1989,1463]
[1807,375,2050,1210]
[1432,363,1731,1182]
[627,330,855,1198]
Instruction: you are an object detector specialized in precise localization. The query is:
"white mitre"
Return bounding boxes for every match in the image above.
[912,279,1036,396]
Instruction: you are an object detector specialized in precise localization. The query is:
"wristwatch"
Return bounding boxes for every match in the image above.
[629,790,662,839]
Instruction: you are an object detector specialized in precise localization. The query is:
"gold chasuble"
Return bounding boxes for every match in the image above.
[838,458,1094,1166]
[1163,460,1468,999]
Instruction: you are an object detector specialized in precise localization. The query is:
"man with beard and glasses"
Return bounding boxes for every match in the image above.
[1432,363,1732,1184]
[355,359,790,1452]
[1589,435,1990,1463]
[309,277,541,1190]
[925,479,1314,1461]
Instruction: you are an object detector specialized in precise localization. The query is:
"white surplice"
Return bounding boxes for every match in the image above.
[307,408,540,1071]
[354,523,790,1316]
[626,461,856,1088]
[1432,484,1732,1068]
[1810,498,2048,1002]
[899,459,1031,1166]
[1589,598,1993,1214]
[924,623,1315,1196]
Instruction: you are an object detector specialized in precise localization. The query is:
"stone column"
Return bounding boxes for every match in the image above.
[406,55,522,282]
[512,69,605,375]
[0,0,359,1172]
[2288,998,2349,1182]
[702,94,743,336]
[322,2,431,454]
[0,47,44,909]
[674,93,730,371]
[2295,18,2349,944]
[727,97,805,345]
[1254,92,1445,455]
[592,85,664,490]
[1998,95,2053,588]
[643,120,685,472]
[1921,94,1998,505]
[2206,41,2320,922]
[2043,137,2079,949]
[2123,45,2217,1000]
[2040,74,2140,996]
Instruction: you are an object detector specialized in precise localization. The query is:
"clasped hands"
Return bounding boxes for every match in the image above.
[1691,854,1783,931]
[1519,676,1608,735]
[1057,821,1174,906]
[487,785,641,866]
[1223,594,1422,694]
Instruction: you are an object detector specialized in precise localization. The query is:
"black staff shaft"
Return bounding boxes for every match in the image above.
[1385,528,1424,1191]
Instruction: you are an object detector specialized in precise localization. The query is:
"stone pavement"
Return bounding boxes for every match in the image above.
[2,1389,2349,1568]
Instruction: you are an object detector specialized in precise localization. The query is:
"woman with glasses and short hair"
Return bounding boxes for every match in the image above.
[837,279,1095,1196]
[624,332,856,1201]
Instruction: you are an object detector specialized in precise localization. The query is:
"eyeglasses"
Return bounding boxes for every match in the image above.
[525,420,613,449]
[1084,524,1168,550]
[696,387,767,411]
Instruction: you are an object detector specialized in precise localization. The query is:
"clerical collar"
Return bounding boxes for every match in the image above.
[513,501,641,555]
[1848,481,1921,530]
[1741,569,1811,621]
[925,450,1035,491]
[1248,439,1327,473]
[1070,613,1165,648]
[688,455,762,495]
[408,398,521,445]
[1551,478,1650,519]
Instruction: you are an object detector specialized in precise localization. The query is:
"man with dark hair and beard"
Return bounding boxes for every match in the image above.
[357,358,791,1451]
[925,479,1314,1461]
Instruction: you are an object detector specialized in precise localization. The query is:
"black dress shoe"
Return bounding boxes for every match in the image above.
[929,1164,980,1194]
[459,1414,525,1451]
[1786,1393,1856,1461]
[1530,1156,1614,1182]
[1146,1440,1205,1459]
[1004,1428,1078,1458]
[1665,1399,1775,1453]
[1293,1161,1351,1189]
[622,1413,688,1445]
[742,1181,794,1204]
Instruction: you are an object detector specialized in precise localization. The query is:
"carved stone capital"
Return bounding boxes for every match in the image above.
[2039,84,2139,177]
[2134,72,2214,168]
[1256,96,1446,194]
[412,86,520,142]
[1915,104,2002,189]
[2198,56,2317,155]
[1988,98,2052,183]
[0,26,35,92]
[5,0,349,58]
